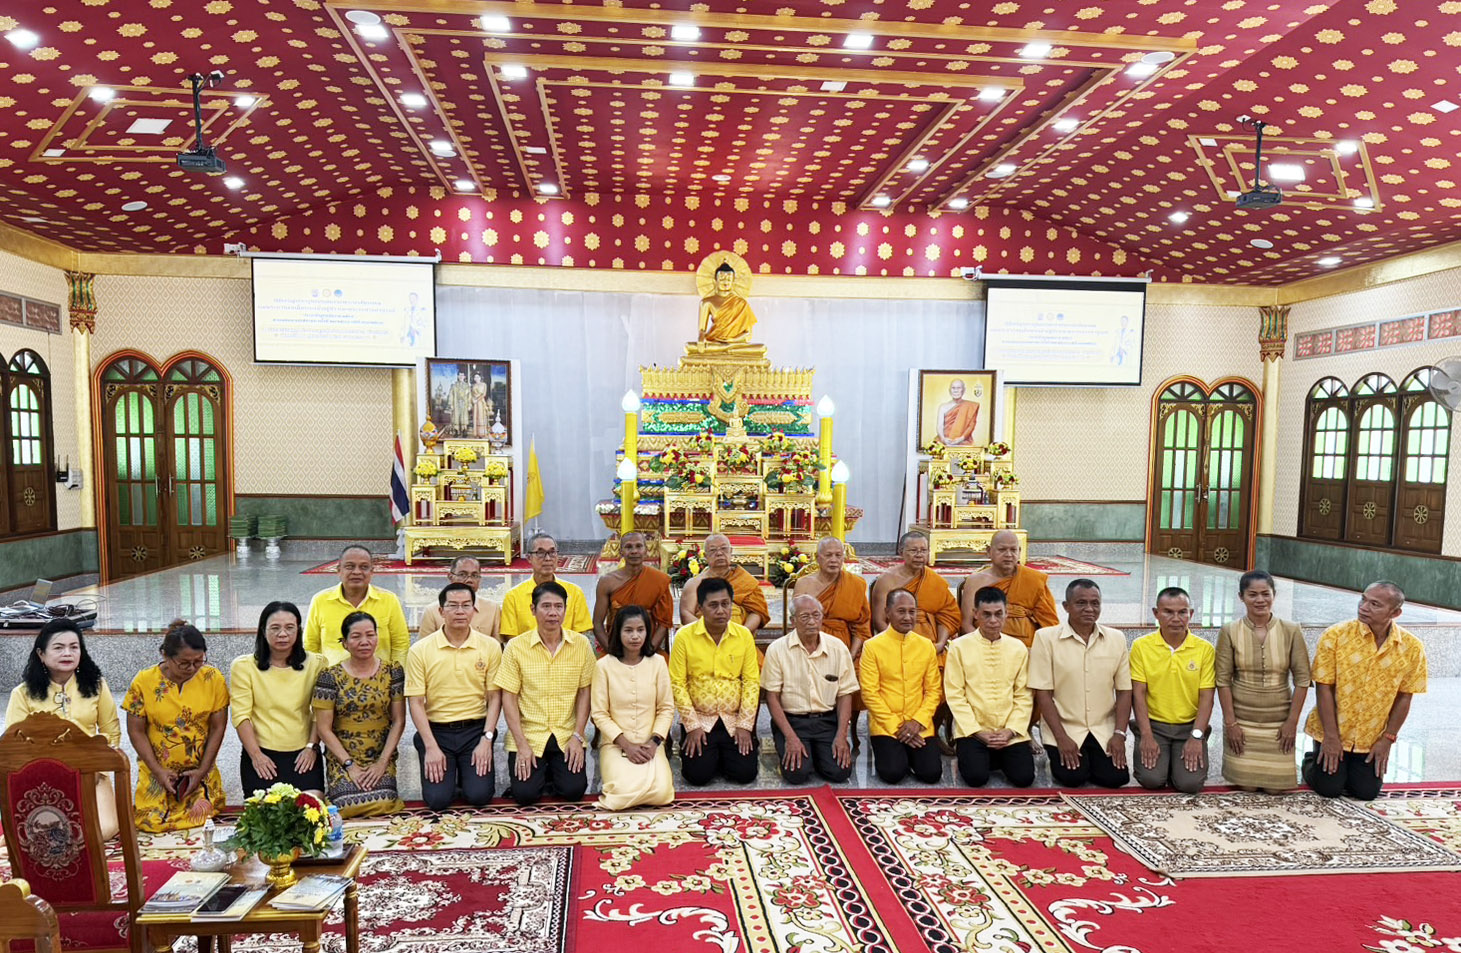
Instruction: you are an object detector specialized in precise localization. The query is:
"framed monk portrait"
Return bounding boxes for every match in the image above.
[424,358,511,442]
[917,370,999,449]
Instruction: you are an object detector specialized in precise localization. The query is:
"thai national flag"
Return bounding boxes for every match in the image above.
[390,432,410,524]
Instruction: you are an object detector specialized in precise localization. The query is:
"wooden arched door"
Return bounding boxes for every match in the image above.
[1148,377,1260,569]
[97,353,231,579]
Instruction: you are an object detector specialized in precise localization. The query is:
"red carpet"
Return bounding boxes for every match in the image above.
[303,554,594,576]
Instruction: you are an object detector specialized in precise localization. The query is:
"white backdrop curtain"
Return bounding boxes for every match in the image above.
[436,285,985,541]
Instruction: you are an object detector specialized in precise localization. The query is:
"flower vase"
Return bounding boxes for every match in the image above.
[260,847,303,889]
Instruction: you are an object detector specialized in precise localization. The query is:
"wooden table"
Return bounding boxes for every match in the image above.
[137,846,367,953]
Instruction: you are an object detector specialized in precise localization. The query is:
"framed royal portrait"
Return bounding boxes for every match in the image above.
[916,370,999,450]
[424,358,511,442]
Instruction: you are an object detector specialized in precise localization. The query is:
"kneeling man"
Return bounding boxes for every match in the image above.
[669,576,761,785]
[945,587,1035,787]
[860,589,943,785]
[763,595,859,785]
[1130,587,1215,794]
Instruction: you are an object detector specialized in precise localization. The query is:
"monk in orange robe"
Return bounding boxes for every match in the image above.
[593,532,675,652]
[680,533,768,634]
[962,530,1058,647]
[870,531,960,652]
[936,379,980,446]
[792,537,871,654]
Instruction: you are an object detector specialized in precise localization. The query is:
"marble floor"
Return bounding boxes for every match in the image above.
[2,545,1457,805]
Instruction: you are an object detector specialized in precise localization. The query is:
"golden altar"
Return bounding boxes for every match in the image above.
[404,439,515,565]
[912,446,1026,565]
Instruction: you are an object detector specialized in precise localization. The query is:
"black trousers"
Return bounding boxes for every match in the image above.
[414,721,494,811]
[240,746,324,799]
[680,721,759,786]
[956,736,1036,788]
[773,711,851,785]
[870,734,943,785]
[507,735,588,805]
[1046,734,1131,789]
[1303,744,1385,802]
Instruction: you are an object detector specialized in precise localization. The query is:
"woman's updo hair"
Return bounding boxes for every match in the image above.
[160,618,207,657]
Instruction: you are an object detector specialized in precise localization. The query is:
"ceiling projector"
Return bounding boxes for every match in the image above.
[1234,114,1281,211]
[177,146,225,175]
[176,70,227,175]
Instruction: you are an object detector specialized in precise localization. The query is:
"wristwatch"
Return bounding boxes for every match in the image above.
[483,730,496,741]
[1111,729,1127,738]
[1189,728,1204,740]
[342,759,355,769]
[651,735,664,747]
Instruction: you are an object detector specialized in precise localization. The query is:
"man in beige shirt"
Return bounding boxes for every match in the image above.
[417,556,502,641]
[762,595,860,784]
[1028,578,1132,788]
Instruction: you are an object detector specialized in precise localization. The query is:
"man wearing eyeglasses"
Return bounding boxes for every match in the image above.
[418,555,502,641]
[500,533,593,641]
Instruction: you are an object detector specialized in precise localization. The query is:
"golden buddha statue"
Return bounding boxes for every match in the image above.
[686,250,767,365]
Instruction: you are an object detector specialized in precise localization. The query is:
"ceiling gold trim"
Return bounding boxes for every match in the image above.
[1275,238,1461,304]
[31,87,265,165]
[0,221,78,271]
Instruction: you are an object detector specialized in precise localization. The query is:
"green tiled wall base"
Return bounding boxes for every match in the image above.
[1256,535,1461,611]
[0,529,99,590]
[234,496,394,541]
[1022,502,1146,542]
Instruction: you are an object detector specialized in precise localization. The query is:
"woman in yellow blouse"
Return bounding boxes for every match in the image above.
[122,620,230,833]
[591,606,675,810]
[5,619,122,838]
[230,602,326,797]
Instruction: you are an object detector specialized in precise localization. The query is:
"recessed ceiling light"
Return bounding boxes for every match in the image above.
[1198,137,1218,147]
[42,148,65,157]
[356,23,388,40]
[126,118,171,135]
[1019,41,1052,58]
[1141,51,1176,65]
[500,64,528,81]
[478,15,511,32]
[344,10,381,24]
[454,179,475,192]
[1354,197,1375,208]
[121,200,148,212]
[907,158,929,173]
[1226,189,1241,198]
[430,139,456,156]
[1317,256,1342,267]
[235,95,256,108]
[871,195,892,207]
[18,216,46,223]
[1432,100,1459,114]
[1125,62,1159,78]
[1250,238,1274,249]
[89,87,115,103]
[222,176,245,190]
[668,71,696,87]
[988,163,1017,178]
[537,182,559,194]
[820,80,847,92]
[524,145,547,155]
[1053,118,1079,133]
[1335,140,1359,155]
[5,29,40,50]
[1267,163,1305,182]
[670,24,701,41]
[1169,211,1190,224]
[979,86,1006,102]
[947,197,970,210]
[843,33,874,50]
[712,174,732,182]
[400,93,427,109]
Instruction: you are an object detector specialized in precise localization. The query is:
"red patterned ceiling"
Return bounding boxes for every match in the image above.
[0,1,1458,284]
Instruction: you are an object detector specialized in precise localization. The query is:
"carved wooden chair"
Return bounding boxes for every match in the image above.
[0,879,62,953]
[0,713,145,953]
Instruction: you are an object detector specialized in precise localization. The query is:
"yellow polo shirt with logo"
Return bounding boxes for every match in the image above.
[1129,631,1216,725]
[403,628,501,724]
[499,579,593,638]
[303,584,411,665]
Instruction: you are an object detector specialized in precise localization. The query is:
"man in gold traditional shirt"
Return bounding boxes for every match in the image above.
[680,533,768,635]
[945,587,1035,788]
[669,576,760,785]
[860,589,944,785]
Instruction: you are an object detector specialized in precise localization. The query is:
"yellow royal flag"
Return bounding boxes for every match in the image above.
[524,437,545,521]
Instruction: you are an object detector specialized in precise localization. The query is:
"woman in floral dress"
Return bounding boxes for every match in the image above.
[313,611,406,817]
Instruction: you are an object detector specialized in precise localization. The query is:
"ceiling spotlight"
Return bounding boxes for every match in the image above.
[907,158,929,172]
[947,197,970,210]
[1168,211,1190,224]
[429,140,456,156]
[5,29,40,50]
[1335,140,1359,155]
[1432,100,1459,114]
[1019,42,1052,58]
[712,174,732,182]
[454,179,475,192]
[1141,51,1176,65]
[235,95,256,108]
[222,176,245,189]
[820,80,847,92]
[89,87,116,103]
[1125,62,1159,78]
[1267,163,1305,182]
[843,33,874,50]
[668,71,695,87]
[42,148,65,157]
[988,163,1017,178]
[344,10,381,24]
[356,22,388,40]
[400,93,427,109]
[1250,238,1274,249]
[1053,117,1079,133]
[1354,196,1375,208]
[979,86,1007,102]
[524,145,547,155]
[537,182,559,194]
[1317,256,1342,267]
[871,195,892,207]
[121,200,148,212]
[671,24,701,41]
[1198,137,1218,147]
[478,15,511,32]
[500,64,528,81]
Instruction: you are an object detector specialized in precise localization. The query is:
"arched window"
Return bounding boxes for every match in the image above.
[0,349,56,536]
[1299,377,1349,540]
[1395,368,1451,553]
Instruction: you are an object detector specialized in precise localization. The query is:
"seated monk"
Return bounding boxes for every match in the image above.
[869,531,960,654]
[962,530,1058,648]
[935,379,980,447]
[680,535,768,635]
[593,532,674,653]
[792,537,870,657]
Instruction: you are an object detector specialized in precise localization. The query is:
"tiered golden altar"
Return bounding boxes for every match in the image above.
[404,439,515,565]
[912,446,1026,565]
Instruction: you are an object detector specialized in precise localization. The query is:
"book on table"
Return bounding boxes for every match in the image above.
[142,871,232,914]
[191,885,268,921]
[269,874,351,911]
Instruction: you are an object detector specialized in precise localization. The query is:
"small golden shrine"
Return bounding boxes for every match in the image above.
[404,433,514,565]
[596,251,861,574]
[912,442,1026,565]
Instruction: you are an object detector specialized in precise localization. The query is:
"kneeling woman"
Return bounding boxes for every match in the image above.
[313,611,406,817]
[230,601,326,797]
[123,620,230,832]
[5,619,123,838]
[591,606,675,810]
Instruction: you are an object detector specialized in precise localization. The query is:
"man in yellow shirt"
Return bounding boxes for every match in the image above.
[1304,581,1428,801]
[417,555,501,640]
[762,595,859,785]
[859,589,943,785]
[1130,587,1216,794]
[668,576,761,785]
[944,587,1034,788]
[304,545,411,664]
[405,582,502,811]
[495,581,597,805]
[500,533,593,639]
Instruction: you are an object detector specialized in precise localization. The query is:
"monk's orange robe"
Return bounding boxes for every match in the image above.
[814,571,871,649]
[727,565,770,626]
[705,295,757,341]
[903,569,961,643]
[991,566,1059,647]
[942,400,979,445]
[610,566,675,633]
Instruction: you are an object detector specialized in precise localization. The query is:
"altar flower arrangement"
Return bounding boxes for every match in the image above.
[689,428,717,454]
[453,446,480,465]
[667,544,703,585]
[922,439,948,459]
[716,442,758,473]
[484,459,509,478]
[986,442,1011,458]
[228,783,331,887]
[650,444,688,472]
[930,470,959,489]
[765,449,821,492]
[760,431,794,456]
[768,545,812,587]
[993,470,1020,488]
[414,457,439,480]
[665,463,710,491]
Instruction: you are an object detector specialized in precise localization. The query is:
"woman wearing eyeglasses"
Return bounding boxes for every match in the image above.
[5,618,122,838]
[122,619,230,832]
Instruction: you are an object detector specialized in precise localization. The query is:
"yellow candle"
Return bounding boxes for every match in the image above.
[831,482,847,541]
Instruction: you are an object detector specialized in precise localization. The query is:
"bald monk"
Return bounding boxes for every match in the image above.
[962,530,1059,648]
[680,534,768,635]
[936,379,980,447]
[792,537,871,658]
[869,531,960,654]
[593,532,674,653]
